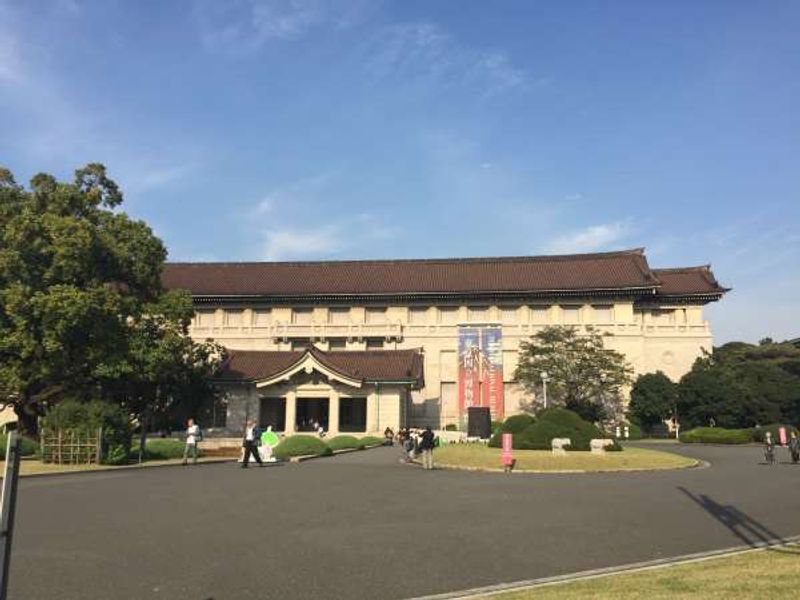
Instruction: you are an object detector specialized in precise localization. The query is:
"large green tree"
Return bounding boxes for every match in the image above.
[628,371,678,432]
[514,325,633,422]
[0,164,222,434]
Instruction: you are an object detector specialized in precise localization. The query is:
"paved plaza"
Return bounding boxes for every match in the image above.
[10,444,800,599]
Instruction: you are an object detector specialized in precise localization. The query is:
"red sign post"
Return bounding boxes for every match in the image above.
[779,426,788,446]
[502,433,514,472]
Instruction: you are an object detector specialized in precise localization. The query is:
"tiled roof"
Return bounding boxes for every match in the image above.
[652,266,728,297]
[217,348,424,385]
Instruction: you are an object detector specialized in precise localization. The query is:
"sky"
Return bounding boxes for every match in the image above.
[1,0,798,344]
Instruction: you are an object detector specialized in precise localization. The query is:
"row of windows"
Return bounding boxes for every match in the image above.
[192,304,628,328]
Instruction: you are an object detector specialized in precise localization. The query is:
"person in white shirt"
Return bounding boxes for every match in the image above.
[241,420,264,468]
[182,418,202,465]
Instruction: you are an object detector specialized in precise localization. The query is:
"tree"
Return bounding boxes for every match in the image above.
[628,371,677,432]
[0,164,222,434]
[514,326,633,422]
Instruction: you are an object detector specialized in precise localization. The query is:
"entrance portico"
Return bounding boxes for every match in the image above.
[218,347,424,435]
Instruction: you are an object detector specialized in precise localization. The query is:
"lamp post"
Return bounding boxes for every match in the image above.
[540,371,550,409]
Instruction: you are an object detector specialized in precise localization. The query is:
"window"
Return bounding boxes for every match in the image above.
[339,398,367,432]
[467,306,489,322]
[501,306,518,323]
[328,338,347,350]
[408,307,429,325]
[291,339,312,351]
[328,308,351,325]
[561,306,581,323]
[226,310,243,327]
[438,307,459,325]
[292,308,313,325]
[366,338,384,350]
[365,307,387,324]
[529,306,549,323]
[253,309,272,327]
[651,309,675,325]
[592,305,613,323]
[195,310,216,327]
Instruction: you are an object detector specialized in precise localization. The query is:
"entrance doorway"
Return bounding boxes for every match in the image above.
[296,398,329,431]
[260,397,286,431]
[339,397,367,432]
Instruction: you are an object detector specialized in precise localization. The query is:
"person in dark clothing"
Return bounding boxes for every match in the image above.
[788,431,800,464]
[419,426,436,470]
[241,420,264,468]
[763,431,776,465]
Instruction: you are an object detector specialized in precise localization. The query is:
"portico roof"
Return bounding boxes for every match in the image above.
[217,347,424,388]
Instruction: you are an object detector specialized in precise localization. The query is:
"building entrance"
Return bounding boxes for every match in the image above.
[339,397,367,432]
[296,398,329,431]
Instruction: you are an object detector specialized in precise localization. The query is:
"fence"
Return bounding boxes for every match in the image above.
[39,428,103,465]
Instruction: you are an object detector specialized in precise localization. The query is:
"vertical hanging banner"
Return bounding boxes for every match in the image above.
[458,326,505,421]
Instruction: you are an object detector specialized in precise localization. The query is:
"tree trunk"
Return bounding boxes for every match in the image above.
[14,401,40,436]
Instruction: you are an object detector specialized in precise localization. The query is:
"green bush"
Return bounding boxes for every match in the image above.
[273,435,332,460]
[357,436,383,449]
[490,408,606,451]
[327,435,361,451]
[0,434,39,459]
[750,424,799,443]
[130,438,200,460]
[491,420,503,434]
[41,399,132,464]
[679,427,752,444]
[501,414,536,434]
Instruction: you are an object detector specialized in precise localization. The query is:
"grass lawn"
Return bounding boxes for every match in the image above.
[1,457,230,477]
[482,545,800,599]
[433,444,697,472]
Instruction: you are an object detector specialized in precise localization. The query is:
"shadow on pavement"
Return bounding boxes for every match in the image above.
[678,486,800,555]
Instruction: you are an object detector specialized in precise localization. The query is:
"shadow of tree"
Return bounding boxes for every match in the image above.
[678,486,800,555]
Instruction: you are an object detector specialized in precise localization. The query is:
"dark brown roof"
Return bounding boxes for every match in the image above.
[652,267,728,297]
[163,249,659,297]
[217,348,424,386]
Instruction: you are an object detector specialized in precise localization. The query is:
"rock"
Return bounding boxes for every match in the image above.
[590,438,614,454]
[551,437,571,456]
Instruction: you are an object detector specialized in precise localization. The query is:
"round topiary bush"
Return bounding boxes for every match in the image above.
[488,413,537,447]
[679,427,752,444]
[327,435,361,452]
[273,435,332,459]
[751,424,799,443]
[517,407,604,451]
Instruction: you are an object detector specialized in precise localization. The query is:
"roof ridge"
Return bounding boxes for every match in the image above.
[652,265,712,273]
[164,248,647,267]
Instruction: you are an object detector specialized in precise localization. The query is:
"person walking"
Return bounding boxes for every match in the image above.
[788,431,800,464]
[241,420,264,468]
[419,426,436,470]
[763,431,776,465]
[182,418,202,465]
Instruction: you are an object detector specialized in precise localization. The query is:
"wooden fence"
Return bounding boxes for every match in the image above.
[39,428,103,465]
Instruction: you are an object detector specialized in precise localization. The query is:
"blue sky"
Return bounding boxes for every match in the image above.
[1,0,798,344]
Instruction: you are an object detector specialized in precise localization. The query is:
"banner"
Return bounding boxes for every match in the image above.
[458,326,504,421]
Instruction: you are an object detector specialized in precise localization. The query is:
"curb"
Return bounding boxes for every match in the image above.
[7,457,237,480]
[289,443,385,463]
[406,536,800,600]
[406,458,705,475]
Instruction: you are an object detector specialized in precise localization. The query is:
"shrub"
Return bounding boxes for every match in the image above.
[491,420,503,434]
[41,399,132,464]
[0,434,39,459]
[273,435,332,460]
[130,438,200,460]
[679,427,752,444]
[490,408,605,451]
[357,436,383,449]
[501,414,536,434]
[327,435,361,452]
[750,424,799,443]
[625,422,643,440]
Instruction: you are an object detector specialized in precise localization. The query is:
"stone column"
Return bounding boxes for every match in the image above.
[367,387,378,433]
[285,391,297,433]
[328,390,340,435]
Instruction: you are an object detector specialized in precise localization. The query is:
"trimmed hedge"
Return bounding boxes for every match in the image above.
[751,424,799,443]
[0,434,39,459]
[357,436,383,449]
[489,408,607,451]
[327,435,361,452]
[273,435,332,459]
[500,414,536,434]
[131,439,201,460]
[679,427,752,444]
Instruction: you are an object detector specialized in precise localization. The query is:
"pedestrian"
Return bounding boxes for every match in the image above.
[788,431,800,464]
[241,420,264,468]
[419,426,436,470]
[763,431,776,466]
[182,418,202,465]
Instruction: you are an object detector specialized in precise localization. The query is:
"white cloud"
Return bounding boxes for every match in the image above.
[364,22,528,97]
[263,225,344,260]
[545,221,631,254]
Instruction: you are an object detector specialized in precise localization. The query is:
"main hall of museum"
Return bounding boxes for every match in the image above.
[162,248,727,435]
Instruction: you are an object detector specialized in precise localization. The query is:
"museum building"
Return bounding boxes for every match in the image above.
[161,248,727,435]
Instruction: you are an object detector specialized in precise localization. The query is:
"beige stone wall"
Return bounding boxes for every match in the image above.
[196,300,714,429]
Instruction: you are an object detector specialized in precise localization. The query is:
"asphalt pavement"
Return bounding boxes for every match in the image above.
[9,443,800,600]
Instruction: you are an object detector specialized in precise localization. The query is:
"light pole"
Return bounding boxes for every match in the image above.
[540,371,550,409]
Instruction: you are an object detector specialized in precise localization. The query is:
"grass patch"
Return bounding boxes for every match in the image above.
[433,444,697,472]
[481,545,800,599]
[679,427,752,444]
[273,435,332,460]
[327,435,362,451]
[357,436,384,448]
